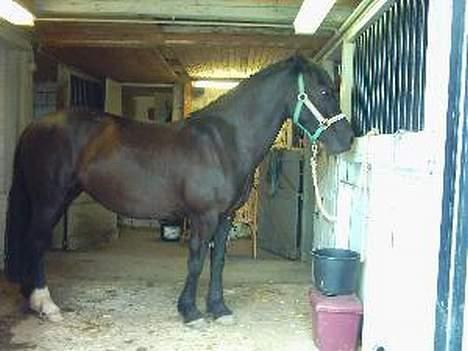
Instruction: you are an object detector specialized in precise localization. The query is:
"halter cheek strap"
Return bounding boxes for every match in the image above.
[292,73,346,143]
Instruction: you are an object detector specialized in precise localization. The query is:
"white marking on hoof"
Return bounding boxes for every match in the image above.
[215,315,235,326]
[185,318,208,330]
[30,287,63,322]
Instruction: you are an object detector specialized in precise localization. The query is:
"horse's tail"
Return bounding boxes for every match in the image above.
[4,141,30,283]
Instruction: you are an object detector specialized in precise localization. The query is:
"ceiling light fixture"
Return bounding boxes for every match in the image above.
[192,80,240,90]
[293,0,336,35]
[0,0,35,26]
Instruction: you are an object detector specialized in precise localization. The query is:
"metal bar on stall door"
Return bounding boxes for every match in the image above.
[381,11,390,134]
[377,14,386,133]
[356,33,363,135]
[395,0,404,133]
[356,34,365,136]
[351,0,428,136]
[402,0,412,131]
[367,25,374,134]
[416,0,429,131]
[375,18,382,133]
[358,32,366,136]
[387,7,397,133]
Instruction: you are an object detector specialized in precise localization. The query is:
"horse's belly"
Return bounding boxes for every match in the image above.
[81,173,182,219]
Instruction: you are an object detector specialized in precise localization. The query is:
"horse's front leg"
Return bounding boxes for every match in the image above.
[207,214,234,323]
[177,212,218,326]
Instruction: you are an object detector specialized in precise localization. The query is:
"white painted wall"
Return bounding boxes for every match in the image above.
[0,26,34,269]
[333,132,444,350]
[311,0,454,349]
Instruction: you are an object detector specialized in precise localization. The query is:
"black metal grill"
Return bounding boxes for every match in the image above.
[70,74,104,111]
[352,0,429,136]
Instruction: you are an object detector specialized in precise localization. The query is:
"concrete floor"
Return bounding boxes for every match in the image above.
[0,227,318,351]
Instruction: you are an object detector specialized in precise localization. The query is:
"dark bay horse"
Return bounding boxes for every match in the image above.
[3,55,354,325]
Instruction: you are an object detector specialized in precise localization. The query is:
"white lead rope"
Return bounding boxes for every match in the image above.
[310,144,337,223]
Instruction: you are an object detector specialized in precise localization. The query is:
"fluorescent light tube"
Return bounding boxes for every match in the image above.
[192,80,240,89]
[0,0,35,26]
[294,0,336,35]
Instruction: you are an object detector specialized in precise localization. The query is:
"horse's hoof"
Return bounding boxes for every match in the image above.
[185,318,208,330]
[41,311,64,323]
[214,314,235,326]
[30,287,63,322]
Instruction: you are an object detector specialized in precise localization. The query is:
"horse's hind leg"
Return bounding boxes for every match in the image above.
[177,211,219,326]
[21,208,62,321]
[207,214,233,323]
[22,193,77,322]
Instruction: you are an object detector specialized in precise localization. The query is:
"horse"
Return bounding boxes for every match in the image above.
[3,55,354,326]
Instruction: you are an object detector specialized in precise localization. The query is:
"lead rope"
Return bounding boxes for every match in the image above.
[310,143,337,223]
[292,72,347,223]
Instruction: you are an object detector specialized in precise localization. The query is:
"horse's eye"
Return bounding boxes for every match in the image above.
[320,90,328,96]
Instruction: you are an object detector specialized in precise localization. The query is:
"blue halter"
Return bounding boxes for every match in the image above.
[292,73,346,143]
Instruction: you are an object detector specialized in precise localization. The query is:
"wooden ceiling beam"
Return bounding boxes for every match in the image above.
[16,0,36,14]
[151,48,179,81]
[35,22,327,50]
[34,0,302,24]
[34,0,360,24]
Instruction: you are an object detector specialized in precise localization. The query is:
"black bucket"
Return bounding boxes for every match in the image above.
[311,248,360,296]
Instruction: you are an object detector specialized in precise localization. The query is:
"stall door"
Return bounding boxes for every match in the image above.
[257,149,304,259]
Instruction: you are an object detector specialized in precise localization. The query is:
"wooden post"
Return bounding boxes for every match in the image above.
[183,81,192,118]
[56,64,70,110]
[172,83,183,121]
[252,182,258,259]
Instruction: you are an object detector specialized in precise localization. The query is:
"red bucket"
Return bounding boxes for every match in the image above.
[308,287,363,351]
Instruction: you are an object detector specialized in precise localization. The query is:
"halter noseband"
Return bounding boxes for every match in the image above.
[292,73,346,143]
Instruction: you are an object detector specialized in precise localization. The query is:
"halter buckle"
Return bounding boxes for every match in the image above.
[297,92,307,102]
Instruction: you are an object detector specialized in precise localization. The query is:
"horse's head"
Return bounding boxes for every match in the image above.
[287,56,354,154]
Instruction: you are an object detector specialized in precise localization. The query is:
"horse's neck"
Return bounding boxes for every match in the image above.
[218,71,292,174]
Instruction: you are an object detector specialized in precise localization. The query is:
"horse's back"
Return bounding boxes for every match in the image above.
[16,110,244,218]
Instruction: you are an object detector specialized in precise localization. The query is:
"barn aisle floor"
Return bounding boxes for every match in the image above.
[0,227,318,351]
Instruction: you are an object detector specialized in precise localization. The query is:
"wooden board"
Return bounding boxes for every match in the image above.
[31,0,363,83]
[45,47,178,83]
